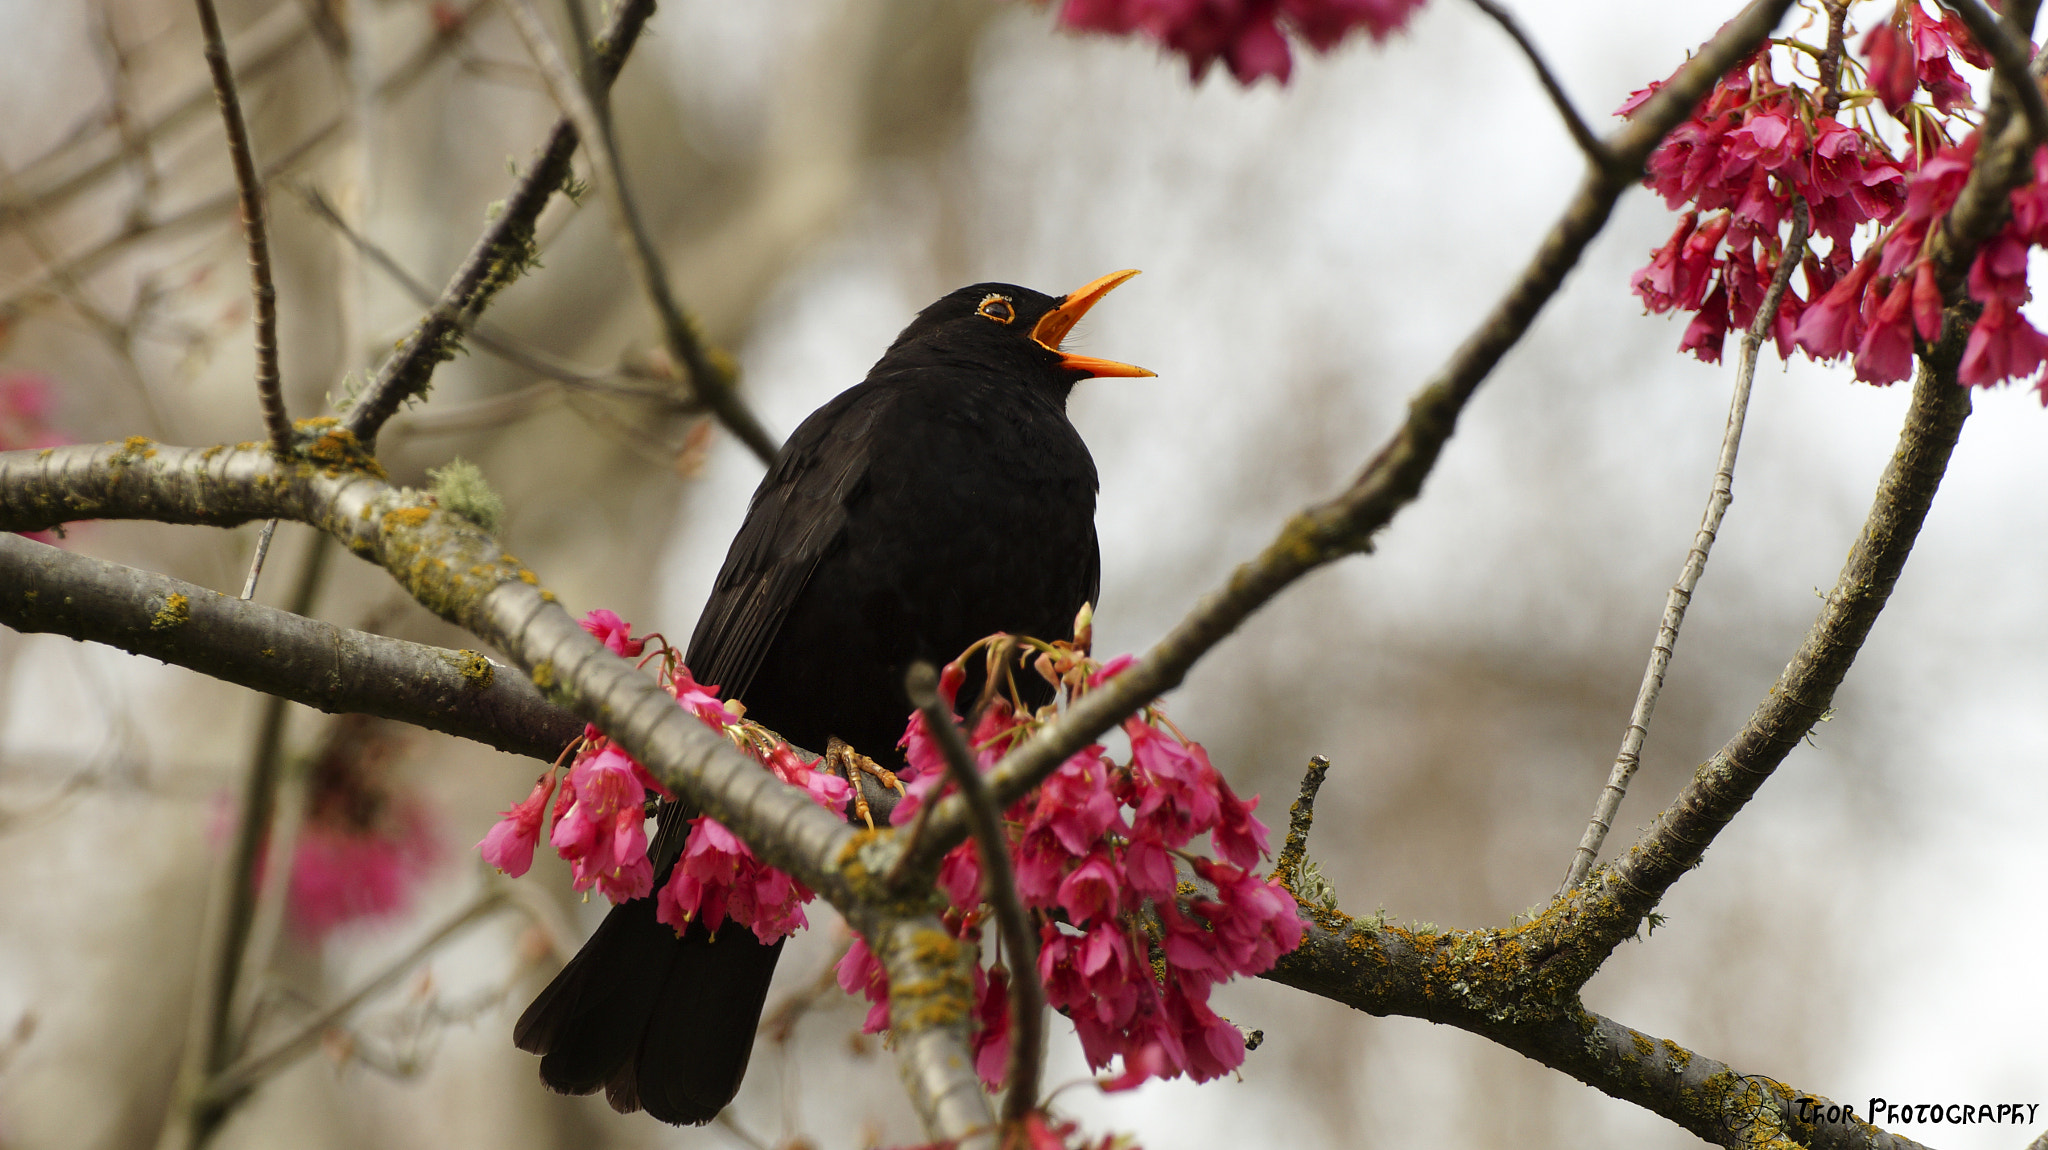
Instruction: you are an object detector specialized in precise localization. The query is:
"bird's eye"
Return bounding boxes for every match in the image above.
[977,294,1015,324]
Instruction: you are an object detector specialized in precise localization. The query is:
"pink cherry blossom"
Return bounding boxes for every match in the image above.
[1959,301,2048,386]
[1862,10,1917,115]
[478,768,558,877]
[580,608,644,657]
[288,802,441,940]
[1854,276,1917,385]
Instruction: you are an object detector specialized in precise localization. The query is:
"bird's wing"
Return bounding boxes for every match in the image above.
[683,384,890,699]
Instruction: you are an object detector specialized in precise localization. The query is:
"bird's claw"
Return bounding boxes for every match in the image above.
[827,736,905,830]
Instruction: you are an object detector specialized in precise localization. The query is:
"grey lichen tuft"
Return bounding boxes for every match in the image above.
[427,457,505,534]
[1293,857,1340,912]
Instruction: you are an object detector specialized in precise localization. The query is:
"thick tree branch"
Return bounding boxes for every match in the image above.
[0,437,859,896]
[0,532,583,758]
[890,0,1799,879]
[856,911,997,1148]
[341,0,654,449]
[1262,914,1931,1150]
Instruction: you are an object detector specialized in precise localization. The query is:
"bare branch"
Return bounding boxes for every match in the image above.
[192,0,291,454]
[0,3,486,328]
[238,518,279,599]
[1261,914,1933,1150]
[905,662,1043,1125]
[1465,0,1607,167]
[1272,754,1331,882]
[1560,198,1811,892]
[295,184,695,409]
[1590,340,1971,944]
[0,532,584,759]
[342,0,655,449]
[0,2,317,232]
[501,0,780,465]
[891,0,1800,877]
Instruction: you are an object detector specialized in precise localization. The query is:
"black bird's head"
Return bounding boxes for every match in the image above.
[876,269,1153,395]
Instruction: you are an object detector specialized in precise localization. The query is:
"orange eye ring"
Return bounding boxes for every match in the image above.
[977,294,1015,324]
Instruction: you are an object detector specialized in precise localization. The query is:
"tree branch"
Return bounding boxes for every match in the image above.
[1261,914,1932,1150]
[1587,331,1972,949]
[889,0,1800,879]
[294,184,697,413]
[500,0,780,465]
[0,531,583,759]
[1465,0,1607,167]
[1560,198,1811,892]
[341,0,655,449]
[905,663,1043,1125]
[0,438,860,898]
[164,533,328,1150]
[0,2,489,327]
[192,0,291,455]
[194,888,513,1111]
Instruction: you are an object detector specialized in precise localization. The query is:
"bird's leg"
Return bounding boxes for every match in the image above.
[827,736,905,830]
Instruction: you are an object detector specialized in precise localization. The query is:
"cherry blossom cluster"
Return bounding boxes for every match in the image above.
[478,610,850,945]
[1628,3,2048,401]
[836,627,1305,1094]
[286,717,442,940]
[1053,0,1427,85]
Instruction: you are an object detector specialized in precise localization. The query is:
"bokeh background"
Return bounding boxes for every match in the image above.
[0,1,2042,1148]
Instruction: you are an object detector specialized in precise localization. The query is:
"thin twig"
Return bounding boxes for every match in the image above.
[238,518,278,599]
[0,1,314,231]
[294,184,694,406]
[1466,0,1608,167]
[1816,0,1850,115]
[1938,0,2048,145]
[1559,198,1811,893]
[905,663,1043,1123]
[342,0,655,449]
[1273,755,1331,881]
[193,0,291,455]
[195,889,511,1109]
[502,0,780,465]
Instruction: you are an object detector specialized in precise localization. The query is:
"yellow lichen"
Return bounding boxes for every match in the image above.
[455,649,495,688]
[382,506,432,531]
[150,593,190,631]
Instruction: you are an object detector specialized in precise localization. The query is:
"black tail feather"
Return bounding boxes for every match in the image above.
[515,893,785,1125]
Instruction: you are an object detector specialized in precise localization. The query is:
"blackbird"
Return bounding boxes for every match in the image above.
[513,270,1150,1124]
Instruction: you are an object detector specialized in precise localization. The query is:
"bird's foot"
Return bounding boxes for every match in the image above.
[827,736,905,830]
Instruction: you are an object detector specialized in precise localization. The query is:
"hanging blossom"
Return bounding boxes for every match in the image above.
[1626,3,2048,403]
[1050,0,1427,85]
[836,610,1305,1094]
[477,609,851,944]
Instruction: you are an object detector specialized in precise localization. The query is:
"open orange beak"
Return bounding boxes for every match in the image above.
[1031,269,1154,378]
